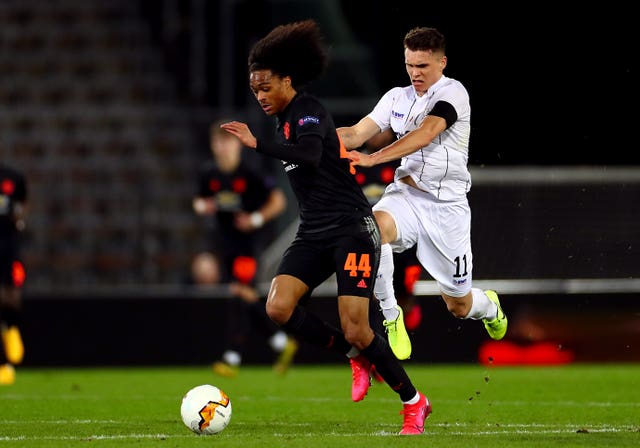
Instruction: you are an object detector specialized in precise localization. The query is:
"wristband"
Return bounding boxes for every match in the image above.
[250,211,264,228]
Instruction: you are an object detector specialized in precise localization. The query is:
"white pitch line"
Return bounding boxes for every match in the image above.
[0,424,635,442]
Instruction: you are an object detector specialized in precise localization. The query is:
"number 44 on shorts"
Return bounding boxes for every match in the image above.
[344,253,372,278]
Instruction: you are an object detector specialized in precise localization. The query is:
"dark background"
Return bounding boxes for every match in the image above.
[21,292,639,366]
[1,0,637,366]
[4,0,635,288]
[148,0,637,166]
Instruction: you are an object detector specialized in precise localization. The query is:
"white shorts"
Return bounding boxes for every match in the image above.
[373,181,473,297]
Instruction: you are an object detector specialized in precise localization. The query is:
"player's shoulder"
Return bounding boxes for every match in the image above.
[294,91,324,109]
[382,85,412,99]
[431,76,469,106]
[439,76,468,94]
[374,86,414,109]
[292,92,330,128]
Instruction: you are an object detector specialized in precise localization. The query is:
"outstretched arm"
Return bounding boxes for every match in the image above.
[336,116,381,150]
[221,120,323,167]
[348,114,446,167]
[234,187,287,232]
[220,121,258,148]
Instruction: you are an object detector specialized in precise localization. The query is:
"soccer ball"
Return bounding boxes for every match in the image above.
[180,384,232,435]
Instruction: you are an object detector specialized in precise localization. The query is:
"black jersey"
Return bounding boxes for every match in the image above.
[196,156,277,238]
[257,92,372,235]
[0,164,27,286]
[197,157,277,260]
[0,164,27,236]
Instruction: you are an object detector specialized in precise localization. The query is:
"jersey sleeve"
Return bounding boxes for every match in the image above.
[256,95,325,167]
[292,94,326,139]
[257,135,323,167]
[367,87,403,132]
[428,100,458,129]
[429,81,469,125]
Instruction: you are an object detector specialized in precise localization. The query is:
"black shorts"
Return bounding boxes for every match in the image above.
[277,215,381,298]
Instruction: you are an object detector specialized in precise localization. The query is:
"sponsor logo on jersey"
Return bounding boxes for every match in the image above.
[391,110,404,119]
[284,162,298,172]
[298,115,320,125]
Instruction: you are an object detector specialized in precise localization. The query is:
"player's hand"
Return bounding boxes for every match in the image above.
[193,197,216,215]
[229,282,259,303]
[234,211,257,232]
[220,121,258,149]
[347,150,375,167]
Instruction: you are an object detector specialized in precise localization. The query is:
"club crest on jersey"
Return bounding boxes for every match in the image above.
[283,122,290,140]
[298,115,320,126]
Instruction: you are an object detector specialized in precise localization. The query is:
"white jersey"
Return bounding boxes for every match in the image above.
[368,75,471,200]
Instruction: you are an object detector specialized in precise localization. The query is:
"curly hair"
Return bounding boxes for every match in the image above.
[403,27,446,53]
[248,19,329,89]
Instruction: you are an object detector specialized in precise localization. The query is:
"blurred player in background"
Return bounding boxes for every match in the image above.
[193,122,297,377]
[221,19,431,434]
[188,251,222,286]
[338,27,507,360]
[0,163,28,385]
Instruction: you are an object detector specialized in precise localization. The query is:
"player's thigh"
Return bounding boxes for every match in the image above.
[276,238,335,291]
[417,201,473,296]
[373,186,419,251]
[333,227,380,299]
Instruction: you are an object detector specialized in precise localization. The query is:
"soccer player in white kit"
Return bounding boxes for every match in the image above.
[338,27,507,360]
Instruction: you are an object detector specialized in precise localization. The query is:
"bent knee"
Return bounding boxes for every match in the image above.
[265,302,288,325]
[373,210,397,244]
[266,297,298,326]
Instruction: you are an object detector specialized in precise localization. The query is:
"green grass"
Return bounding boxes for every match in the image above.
[1,364,639,447]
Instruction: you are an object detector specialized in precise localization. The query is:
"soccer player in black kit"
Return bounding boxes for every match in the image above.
[193,121,297,377]
[0,163,27,385]
[221,19,430,434]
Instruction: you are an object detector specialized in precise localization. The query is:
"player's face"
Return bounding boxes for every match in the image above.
[249,70,295,116]
[404,48,446,96]
[211,133,241,170]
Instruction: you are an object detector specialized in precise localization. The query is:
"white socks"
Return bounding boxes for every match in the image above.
[402,392,420,405]
[346,347,360,358]
[269,331,288,352]
[466,288,497,320]
[375,243,400,321]
[375,244,496,324]
[222,350,241,367]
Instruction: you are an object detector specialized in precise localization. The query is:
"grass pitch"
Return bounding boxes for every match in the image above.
[1,363,638,447]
